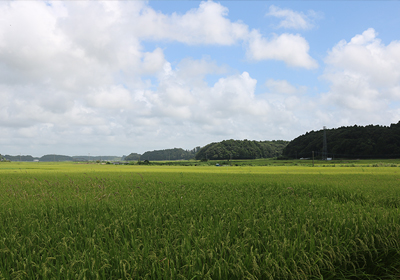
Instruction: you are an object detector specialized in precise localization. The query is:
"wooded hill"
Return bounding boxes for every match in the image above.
[40,155,74,162]
[283,122,400,159]
[195,139,289,160]
[3,155,36,161]
[125,148,200,161]
[72,156,122,161]
[2,154,122,162]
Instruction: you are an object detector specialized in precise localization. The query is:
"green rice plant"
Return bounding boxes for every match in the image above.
[0,163,399,279]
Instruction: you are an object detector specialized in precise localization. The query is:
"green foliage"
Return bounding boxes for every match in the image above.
[3,154,36,161]
[125,148,197,161]
[73,155,122,161]
[40,154,74,162]
[124,153,141,161]
[283,122,400,159]
[141,148,196,161]
[137,159,151,165]
[195,139,289,160]
[3,155,123,162]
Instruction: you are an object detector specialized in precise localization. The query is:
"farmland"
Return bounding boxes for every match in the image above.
[0,161,400,279]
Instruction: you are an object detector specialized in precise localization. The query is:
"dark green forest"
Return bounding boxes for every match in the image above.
[125,148,200,161]
[3,155,36,161]
[283,122,400,159]
[124,153,141,161]
[72,155,122,161]
[2,154,122,162]
[6,122,400,162]
[195,139,289,160]
[39,155,74,162]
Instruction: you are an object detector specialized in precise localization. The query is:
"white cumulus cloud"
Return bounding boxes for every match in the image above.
[266,5,319,30]
[0,0,322,156]
[321,28,400,123]
[247,30,318,69]
[265,79,306,95]
[130,1,249,45]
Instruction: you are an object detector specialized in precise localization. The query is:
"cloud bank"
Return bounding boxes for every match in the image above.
[0,1,398,156]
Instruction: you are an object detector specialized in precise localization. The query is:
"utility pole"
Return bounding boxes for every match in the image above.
[312,151,314,167]
[322,126,328,160]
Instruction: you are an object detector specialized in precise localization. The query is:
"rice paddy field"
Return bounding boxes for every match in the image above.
[1,161,400,279]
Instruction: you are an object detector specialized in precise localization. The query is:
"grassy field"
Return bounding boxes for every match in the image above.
[0,161,400,279]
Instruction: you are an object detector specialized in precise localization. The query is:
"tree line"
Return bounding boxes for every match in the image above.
[6,121,400,162]
[124,147,201,161]
[195,139,289,160]
[124,140,289,162]
[1,154,122,162]
[282,122,400,159]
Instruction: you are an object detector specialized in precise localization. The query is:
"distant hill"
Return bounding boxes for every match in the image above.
[124,153,141,161]
[283,122,400,159]
[195,139,289,160]
[72,156,122,161]
[2,154,123,162]
[126,148,198,161]
[3,155,36,161]
[40,154,73,162]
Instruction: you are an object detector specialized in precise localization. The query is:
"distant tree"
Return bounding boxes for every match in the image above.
[124,153,141,161]
[137,159,150,165]
[4,155,35,162]
[282,122,400,159]
[195,139,289,160]
[39,155,73,162]
[140,148,195,161]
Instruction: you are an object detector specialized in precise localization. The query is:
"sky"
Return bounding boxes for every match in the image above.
[1,1,400,157]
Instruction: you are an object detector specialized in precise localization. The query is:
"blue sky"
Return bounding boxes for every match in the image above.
[0,1,400,157]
